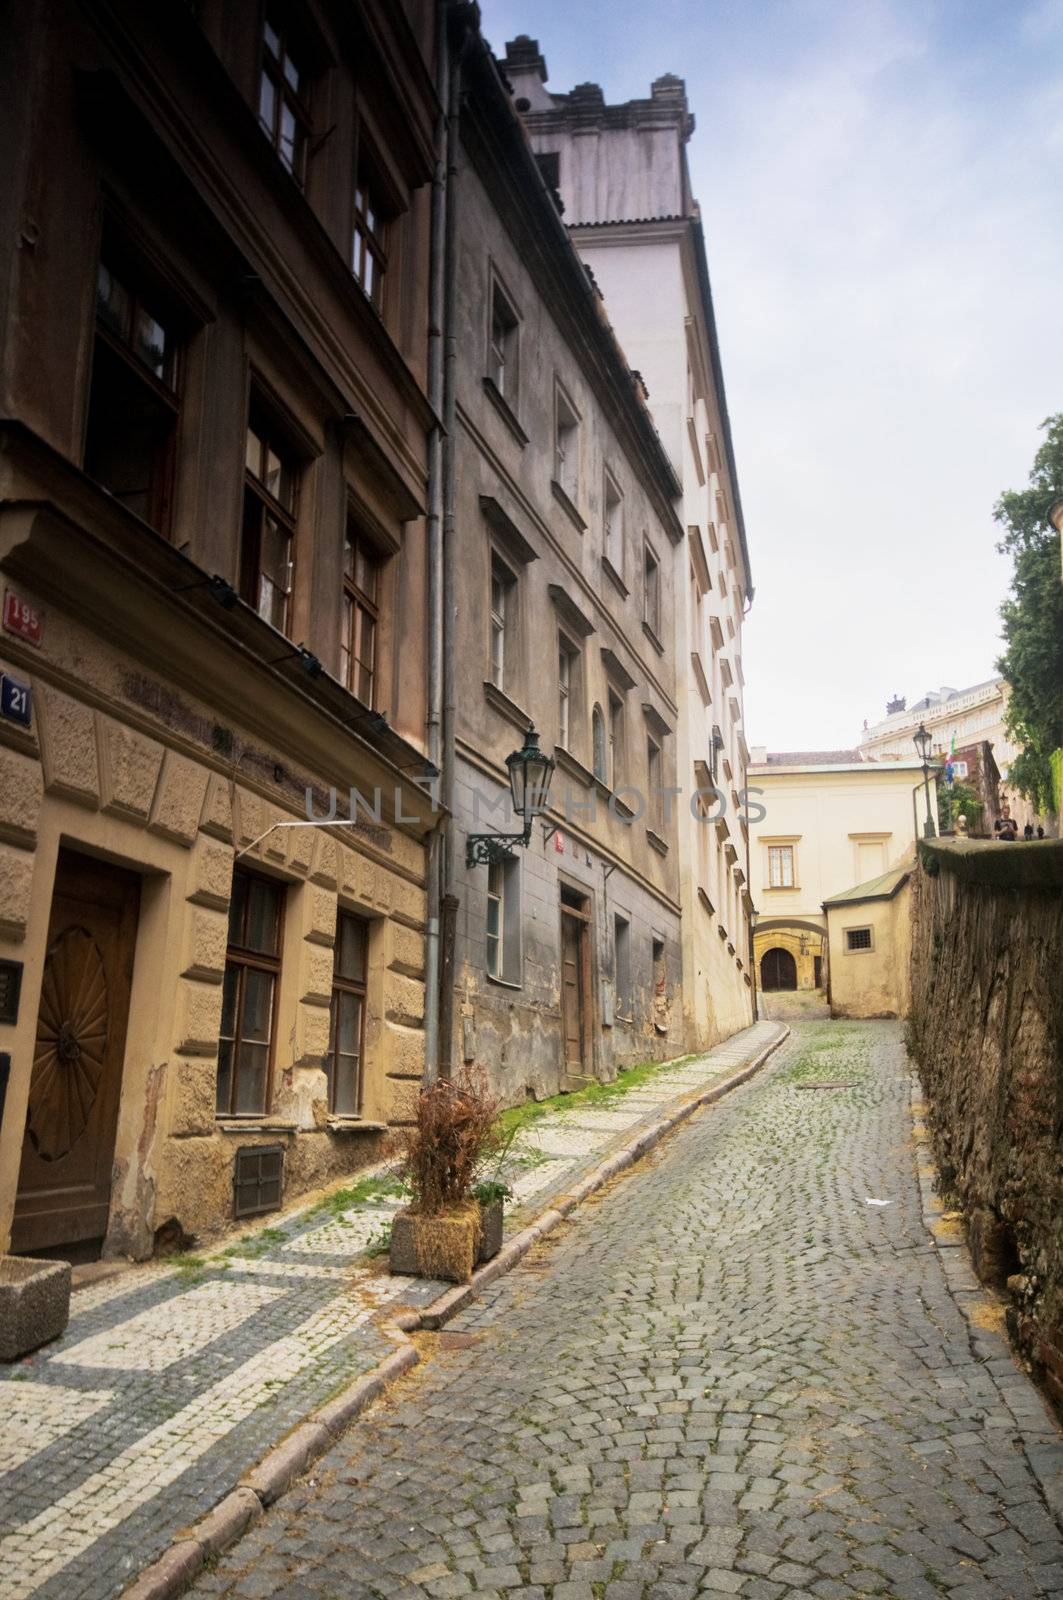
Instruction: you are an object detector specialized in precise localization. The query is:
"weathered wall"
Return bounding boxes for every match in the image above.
[827,883,911,1019]
[908,838,1063,1411]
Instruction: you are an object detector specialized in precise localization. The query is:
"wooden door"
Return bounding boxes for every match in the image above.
[560,910,585,1070]
[13,852,140,1254]
[760,946,797,992]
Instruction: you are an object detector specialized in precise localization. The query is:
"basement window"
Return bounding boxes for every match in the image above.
[845,927,873,952]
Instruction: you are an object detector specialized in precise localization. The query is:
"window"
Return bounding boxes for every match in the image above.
[558,636,575,749]
[242,407,297,633]
[341,522,382,705]
[555,386,579,503]
[488,279,520,402]
[652,937,666,1011]
[614,915,631,1017]
[218,870,283,1117]
[259,13,311,183]
[535,151,561,193]
[328,911,368,1116]
[85,260,179,533]
[489,555,516,690]
[352,169,388,308]
[604,471,623,574]
[592,705,607,783]
[647,737,662,829]
[643,544,660,636]
[768,845,795,888]
[608,689,625,787]
[846,927,873,952]
[486,857,521,984]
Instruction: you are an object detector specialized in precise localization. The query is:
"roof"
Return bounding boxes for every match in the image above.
[823,863,911,908]
[764,749,864,766]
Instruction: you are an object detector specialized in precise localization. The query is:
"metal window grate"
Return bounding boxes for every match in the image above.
[846,927,872,951]
[233,1143,284,1219]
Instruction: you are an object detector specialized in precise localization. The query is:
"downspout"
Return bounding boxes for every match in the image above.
[423,0,450,1079]
[438,6,475,1076]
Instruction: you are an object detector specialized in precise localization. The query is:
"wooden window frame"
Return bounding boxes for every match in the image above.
[558,632,579,752]
[486,859,504,980]
[489,554,515,691]
[218,869,284,1119]
[259,11,313,185]
[352,167,389,310]
[242,398,299,635]
[767,843,796,889]
[554,383,580,504]
[342,520,383,707]
[328,909,369,1116]
[488,275,520,404]
[643,542,661,636]
[88,259,181,536]
[608,688,625,789]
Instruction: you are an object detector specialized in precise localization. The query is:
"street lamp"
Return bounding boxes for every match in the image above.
[466,726,555,867]
[913,722,936,838]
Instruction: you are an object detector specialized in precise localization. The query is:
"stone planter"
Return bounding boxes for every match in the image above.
[0,1256,71,1361]
[477,1197,504,1263]
[389,1202,480,1284]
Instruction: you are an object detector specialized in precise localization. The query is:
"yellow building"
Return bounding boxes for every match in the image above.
[747,750,935,1003]
[823,865,913,1019]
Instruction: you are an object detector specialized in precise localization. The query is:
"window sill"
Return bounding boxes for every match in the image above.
[602,555,629,599]
[482,378,529,447]
[483,679,533,732]
[216,1119,298,1135]
[642,620,665,655]
[553,745,595,787]
[486,973,524,991]
[326,1117,388,1132]
[698,888,715,915]
[646,829,670,856]
[766,884,801,892]
[551,479,587,533]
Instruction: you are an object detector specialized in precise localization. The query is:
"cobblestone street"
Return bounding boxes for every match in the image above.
[195,1021,1063,1600]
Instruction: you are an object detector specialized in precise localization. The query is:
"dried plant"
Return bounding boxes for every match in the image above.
[403,1068,502,1216]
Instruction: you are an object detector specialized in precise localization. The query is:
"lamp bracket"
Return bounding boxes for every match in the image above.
[465,824,531,869]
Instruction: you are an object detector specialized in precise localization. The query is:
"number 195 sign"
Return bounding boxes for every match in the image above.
[2,589,43,646]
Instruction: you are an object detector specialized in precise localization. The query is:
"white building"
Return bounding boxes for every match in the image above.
[858,678,1038,828]
[504,40,755,1049]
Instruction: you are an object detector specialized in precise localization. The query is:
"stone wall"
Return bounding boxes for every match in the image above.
[908,838,1063,1411]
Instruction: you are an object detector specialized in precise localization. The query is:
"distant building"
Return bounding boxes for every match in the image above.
[858,678,1039,829]
[747,752,935,1000]
[823,865,912,1020]
[504,38,755,1050]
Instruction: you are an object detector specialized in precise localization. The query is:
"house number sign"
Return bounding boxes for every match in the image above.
[0,674,31,727]
[2,588,43,646]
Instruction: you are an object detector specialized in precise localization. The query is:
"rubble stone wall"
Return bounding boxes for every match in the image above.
[908,838,1063,1411]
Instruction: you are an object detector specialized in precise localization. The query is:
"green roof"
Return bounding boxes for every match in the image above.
[823,863,911,908]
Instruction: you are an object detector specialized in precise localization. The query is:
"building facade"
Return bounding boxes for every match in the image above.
[441,27,687,1100]
[0,0,438,1258]
[504,39,756,1051]
[747,752,935,997]
[858,679,1044,830]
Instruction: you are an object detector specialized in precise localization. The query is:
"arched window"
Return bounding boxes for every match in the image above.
[592,704,607,782]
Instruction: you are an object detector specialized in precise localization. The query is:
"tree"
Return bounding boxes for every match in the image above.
[995,414,1063,813]
[938,779,982,834]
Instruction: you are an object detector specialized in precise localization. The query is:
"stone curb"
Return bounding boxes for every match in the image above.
[908,1075,1063,1529]
[121,1024,789,1600]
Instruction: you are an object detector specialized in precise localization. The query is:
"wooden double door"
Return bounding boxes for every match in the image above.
[560,885,591,1078]
[13,851,140,1255]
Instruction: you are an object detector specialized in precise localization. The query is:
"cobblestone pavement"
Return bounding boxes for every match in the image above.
[194,1021,1063,1600]
[0,1023,781,1600]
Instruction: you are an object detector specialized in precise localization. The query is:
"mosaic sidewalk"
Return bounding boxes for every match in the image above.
[0,1021,784,1600]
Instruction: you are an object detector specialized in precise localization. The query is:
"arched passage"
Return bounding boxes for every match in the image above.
[760,946,798,991]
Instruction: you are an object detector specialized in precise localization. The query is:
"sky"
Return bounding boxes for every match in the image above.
[479,0,1063,750]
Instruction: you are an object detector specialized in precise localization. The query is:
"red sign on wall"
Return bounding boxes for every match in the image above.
[2,590,42,647]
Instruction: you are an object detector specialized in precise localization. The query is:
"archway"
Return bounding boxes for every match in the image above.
[760,946,797,991]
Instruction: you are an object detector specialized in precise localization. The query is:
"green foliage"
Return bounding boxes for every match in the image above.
[995,414,1063,810]
[938,779,982,833]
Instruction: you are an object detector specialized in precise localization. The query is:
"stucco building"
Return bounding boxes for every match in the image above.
[503,39,756,1052]
[747,751,935,1000]
[858,679,1043,830]
[0,0,439,1258]
[440,24,687,1098]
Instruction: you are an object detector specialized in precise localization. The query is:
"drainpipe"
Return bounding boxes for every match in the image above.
[438,4,475,1076]
[422,0,451,1080]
